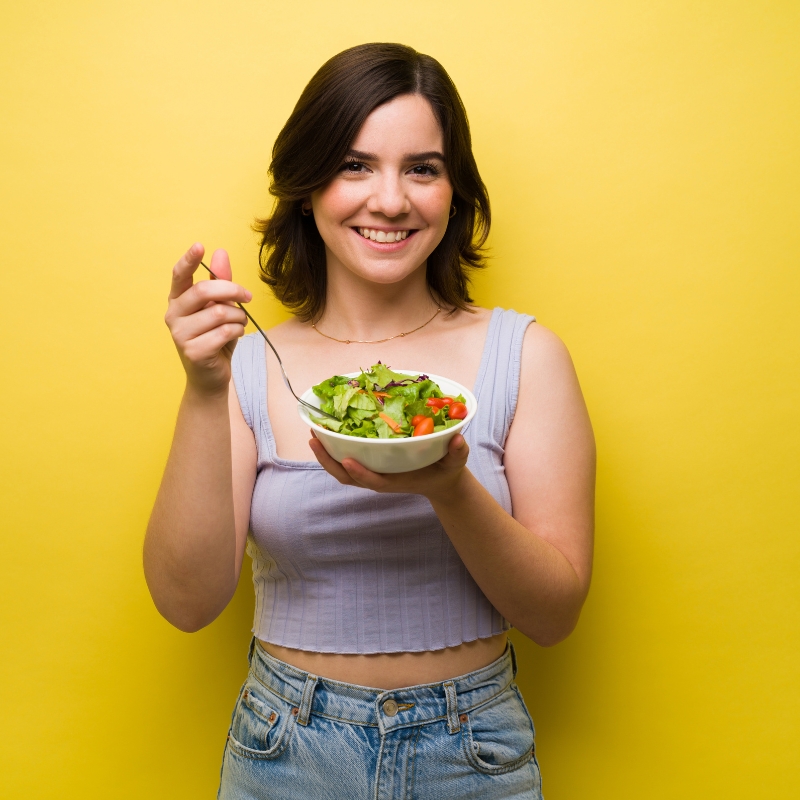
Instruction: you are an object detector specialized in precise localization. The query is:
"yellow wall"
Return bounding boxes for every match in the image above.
[2,2,798,797]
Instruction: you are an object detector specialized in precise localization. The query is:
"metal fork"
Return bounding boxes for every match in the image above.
[199,261,338,421]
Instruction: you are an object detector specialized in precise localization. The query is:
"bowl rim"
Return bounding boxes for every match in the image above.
[297,369,477,445]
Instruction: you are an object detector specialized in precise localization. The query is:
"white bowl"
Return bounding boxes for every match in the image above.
[298,370,477,474]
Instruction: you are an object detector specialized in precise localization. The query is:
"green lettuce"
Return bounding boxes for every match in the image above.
[310,364,467,439]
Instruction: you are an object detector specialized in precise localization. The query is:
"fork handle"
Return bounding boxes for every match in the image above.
[199,261,338,421]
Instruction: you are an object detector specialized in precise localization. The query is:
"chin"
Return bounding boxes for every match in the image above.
[334,249,430,286]
[351,266,424,285]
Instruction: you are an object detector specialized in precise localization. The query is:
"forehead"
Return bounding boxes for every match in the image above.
[350,94,444,155]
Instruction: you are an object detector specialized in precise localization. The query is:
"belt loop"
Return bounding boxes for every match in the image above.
[509,640,518,679]
[444,681,460,734]
[247,636,256,666]
[297,673,318,727]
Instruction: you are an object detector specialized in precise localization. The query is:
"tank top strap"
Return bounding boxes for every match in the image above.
[472,307,536,447]
[231,333,266,436]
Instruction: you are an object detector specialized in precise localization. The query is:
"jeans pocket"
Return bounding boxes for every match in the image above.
[226,678,296,760]
[462,684,536,775]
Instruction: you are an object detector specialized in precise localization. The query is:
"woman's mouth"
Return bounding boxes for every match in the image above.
[354,227,415,243]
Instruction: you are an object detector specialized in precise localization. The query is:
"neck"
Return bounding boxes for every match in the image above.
[315,254,441,342]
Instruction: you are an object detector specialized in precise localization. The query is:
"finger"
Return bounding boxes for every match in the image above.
[437,434,470,468]
[209,248,233,282]
[172,303,248,343]
[308,438,358,485]
[209,249,249,323]
[449,433,467,454]
[181,322,246,364]
[339,458,389,491]
[309,425,402,489]
[309,438,357,484]
[169,243,204,300]
[170,278,252,318]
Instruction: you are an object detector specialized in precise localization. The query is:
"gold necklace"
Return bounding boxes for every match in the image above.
[311,304,443,345]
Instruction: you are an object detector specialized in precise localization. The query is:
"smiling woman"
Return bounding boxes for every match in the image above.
[144,42,595,800]
[255,44,490,321]
[311,94,455,296]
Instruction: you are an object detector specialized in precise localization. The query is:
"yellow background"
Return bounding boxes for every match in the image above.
[2,1,798,797]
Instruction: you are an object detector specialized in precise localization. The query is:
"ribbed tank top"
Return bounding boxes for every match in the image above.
[231,307,535,654]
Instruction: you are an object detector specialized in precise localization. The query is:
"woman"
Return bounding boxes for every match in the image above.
[145,43,594,799]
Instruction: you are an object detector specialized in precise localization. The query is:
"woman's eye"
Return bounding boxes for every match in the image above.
[342,161,366,173]
[409,164,439,176]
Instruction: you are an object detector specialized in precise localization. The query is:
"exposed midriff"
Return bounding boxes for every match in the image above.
[259,632,508,690]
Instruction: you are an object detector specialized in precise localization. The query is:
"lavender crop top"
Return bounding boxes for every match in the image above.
[231,307,535,654]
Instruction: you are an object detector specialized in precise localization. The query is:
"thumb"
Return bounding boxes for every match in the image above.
[439,434,469,468]
[209,248,233,282]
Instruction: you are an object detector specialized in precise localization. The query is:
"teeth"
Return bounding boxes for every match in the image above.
[357,228,409,241]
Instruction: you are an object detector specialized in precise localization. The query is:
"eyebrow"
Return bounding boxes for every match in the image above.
[346,149,446,162]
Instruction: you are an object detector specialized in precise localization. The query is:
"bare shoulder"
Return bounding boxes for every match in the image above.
[511,320,594,449]
[462,304,494,322]
[263,315,306,343]
[518,321,579,388]
[444,304,493,332]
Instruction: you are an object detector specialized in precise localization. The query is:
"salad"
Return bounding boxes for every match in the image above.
[311,363,468,438]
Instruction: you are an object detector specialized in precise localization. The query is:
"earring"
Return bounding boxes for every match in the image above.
[301,203,312,216]
[449,205,457,218]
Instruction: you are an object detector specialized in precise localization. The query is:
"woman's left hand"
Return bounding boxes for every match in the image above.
[308,433,470,502]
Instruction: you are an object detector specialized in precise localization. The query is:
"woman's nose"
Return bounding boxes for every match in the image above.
[366,174,411,218]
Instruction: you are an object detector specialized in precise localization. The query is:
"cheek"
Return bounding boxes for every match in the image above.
[418,185,453,227]
[314,182,363,224]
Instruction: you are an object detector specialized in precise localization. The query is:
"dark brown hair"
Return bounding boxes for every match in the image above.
[254,43,491,321]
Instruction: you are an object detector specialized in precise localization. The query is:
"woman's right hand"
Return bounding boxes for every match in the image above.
[165,243,252,395]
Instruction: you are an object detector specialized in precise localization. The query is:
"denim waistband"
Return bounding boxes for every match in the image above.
[247,639,518,736]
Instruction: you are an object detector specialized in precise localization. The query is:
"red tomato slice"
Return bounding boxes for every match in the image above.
[410,414,428,427]
[425,398,446,409]
[448,402,468,420]
[412,417,435,437]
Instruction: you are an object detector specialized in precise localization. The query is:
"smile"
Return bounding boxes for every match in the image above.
[355,228,414,243]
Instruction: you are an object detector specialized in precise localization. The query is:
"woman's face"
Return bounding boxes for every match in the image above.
[311,93,453,287]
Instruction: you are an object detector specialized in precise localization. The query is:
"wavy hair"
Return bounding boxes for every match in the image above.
[254,43,491,321]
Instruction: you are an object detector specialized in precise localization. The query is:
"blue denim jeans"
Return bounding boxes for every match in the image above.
[218,639,543,799]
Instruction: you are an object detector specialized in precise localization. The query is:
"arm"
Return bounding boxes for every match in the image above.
[309,323,595,646]
[143,245,257,632]
[428,324,595,645]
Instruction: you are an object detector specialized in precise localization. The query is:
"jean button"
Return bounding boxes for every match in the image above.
[382,699,398,716]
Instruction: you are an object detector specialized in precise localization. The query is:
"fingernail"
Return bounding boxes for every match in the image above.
[245,290,252,301]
